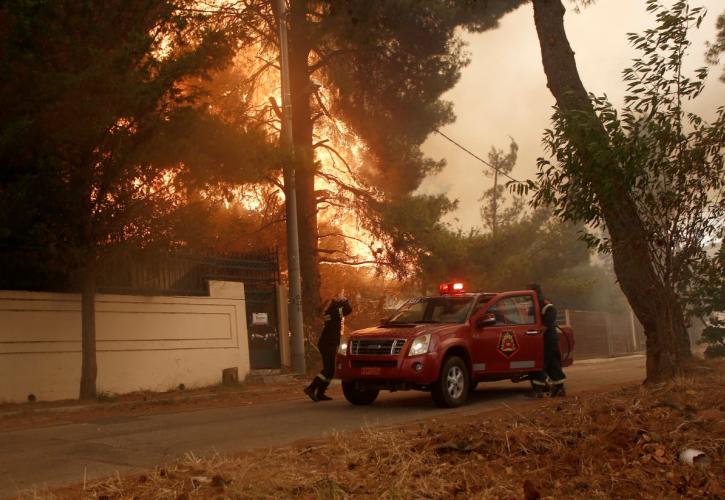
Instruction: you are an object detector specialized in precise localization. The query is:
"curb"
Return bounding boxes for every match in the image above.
[573,354,645,365]
[0,377,307,419]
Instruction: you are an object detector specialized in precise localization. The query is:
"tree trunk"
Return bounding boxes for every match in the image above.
[531,0,691,382]
[289,1,321,324]
[79,264,97,400]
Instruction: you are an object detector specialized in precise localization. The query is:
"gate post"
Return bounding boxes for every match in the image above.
[276,284,291,369]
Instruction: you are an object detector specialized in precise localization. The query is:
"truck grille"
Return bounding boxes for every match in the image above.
[351,338,406,356]
[351,360,398,368]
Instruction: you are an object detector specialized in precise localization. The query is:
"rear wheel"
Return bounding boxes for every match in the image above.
[431,356,469,408]
[342,381,379,405]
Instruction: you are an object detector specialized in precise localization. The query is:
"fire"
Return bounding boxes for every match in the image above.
[203,35,383,267]
[314,116,378,263]
[169,2,385,268]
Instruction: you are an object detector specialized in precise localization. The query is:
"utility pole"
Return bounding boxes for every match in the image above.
[491,164,498,238]
[275,0,306,373]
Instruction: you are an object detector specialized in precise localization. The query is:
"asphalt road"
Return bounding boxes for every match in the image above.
[0,355,645,498]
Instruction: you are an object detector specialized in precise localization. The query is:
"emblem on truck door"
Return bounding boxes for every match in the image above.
[497,331,519,357]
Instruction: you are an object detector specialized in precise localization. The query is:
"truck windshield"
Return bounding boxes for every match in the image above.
[387,296,475,324]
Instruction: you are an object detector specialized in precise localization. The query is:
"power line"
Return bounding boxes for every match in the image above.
[433,129,523,184]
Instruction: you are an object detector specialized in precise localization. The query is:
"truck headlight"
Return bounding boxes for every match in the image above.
[337,338,349,355]
[408,333,431,357]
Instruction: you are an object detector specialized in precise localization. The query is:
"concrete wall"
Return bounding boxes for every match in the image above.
[0,281,249,403]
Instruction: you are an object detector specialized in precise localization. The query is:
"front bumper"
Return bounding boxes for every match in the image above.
[335,351,440,386]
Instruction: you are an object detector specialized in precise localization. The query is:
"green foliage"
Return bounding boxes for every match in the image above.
[413,208,625,311]
[318,0,527,196]
[365,194,459,274]
[332,0,528,259]
[693,245,725,356]
[700,322,725,358]
[706,11,725,82]
[533,0,724,305]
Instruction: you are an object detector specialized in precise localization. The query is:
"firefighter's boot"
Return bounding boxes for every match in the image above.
[525,383,545,399]
[303,378,321,402]
[550,383,566,397]
[316,380,332,401]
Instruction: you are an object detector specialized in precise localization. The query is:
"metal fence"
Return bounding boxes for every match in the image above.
[97,250,279,296]
[0,246,70,292]
[563,308,646,359]
[0,246,279,297]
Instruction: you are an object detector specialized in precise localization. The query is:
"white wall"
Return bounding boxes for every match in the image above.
[0,281,249,403]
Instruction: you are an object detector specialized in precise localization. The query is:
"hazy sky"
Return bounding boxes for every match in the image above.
[419,0,725,230]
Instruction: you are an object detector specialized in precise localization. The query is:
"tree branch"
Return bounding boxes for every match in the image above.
[319,256,394,267]
[318,232,369,247]
[319,144,357,179]
[268,96,282,120]
[316,169,376,204]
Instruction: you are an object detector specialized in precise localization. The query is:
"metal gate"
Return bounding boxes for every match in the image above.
[245,287,280,369]
[564,308,645,359]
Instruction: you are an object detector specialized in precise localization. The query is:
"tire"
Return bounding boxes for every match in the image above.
[431,356,469,408]
[342,381,379,405]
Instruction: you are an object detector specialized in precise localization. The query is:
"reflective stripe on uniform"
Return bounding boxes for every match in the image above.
[531,380,547,386]
[316,373,329,382]
[550,378,565,385]
[542,303,554,315]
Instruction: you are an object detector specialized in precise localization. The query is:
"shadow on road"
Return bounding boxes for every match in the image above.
[334,383,531,412]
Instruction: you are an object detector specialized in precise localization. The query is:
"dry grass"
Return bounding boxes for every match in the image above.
[20,361,725,499]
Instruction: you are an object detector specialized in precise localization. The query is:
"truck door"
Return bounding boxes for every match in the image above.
[471,294,543,374]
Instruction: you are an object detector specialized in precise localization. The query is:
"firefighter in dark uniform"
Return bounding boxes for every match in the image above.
[527,283,566,398]
[303,293,352,402]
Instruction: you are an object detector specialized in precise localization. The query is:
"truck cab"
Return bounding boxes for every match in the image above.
[335,283,575,407]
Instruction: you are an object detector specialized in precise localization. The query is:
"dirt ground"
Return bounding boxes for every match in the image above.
[21,360,724,499]
[0,377,318,431]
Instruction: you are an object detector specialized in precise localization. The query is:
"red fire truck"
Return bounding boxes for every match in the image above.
[335,283,575,407]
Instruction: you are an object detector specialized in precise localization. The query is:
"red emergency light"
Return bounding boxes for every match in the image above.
[439,282,465,295]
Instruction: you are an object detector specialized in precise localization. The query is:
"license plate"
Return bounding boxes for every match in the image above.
[360,367,381,375]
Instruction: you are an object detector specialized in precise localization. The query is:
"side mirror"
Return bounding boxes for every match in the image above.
[475,313,496,329]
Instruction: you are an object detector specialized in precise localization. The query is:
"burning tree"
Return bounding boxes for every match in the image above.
[191,0,529,321]
[0,0,276,399]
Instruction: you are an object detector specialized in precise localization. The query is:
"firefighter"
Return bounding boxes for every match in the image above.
[303,292,352,402]
[526,283,566,398]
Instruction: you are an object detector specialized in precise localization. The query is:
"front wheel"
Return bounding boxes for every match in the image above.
[431,356,469,408]
[342,381,379,405]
